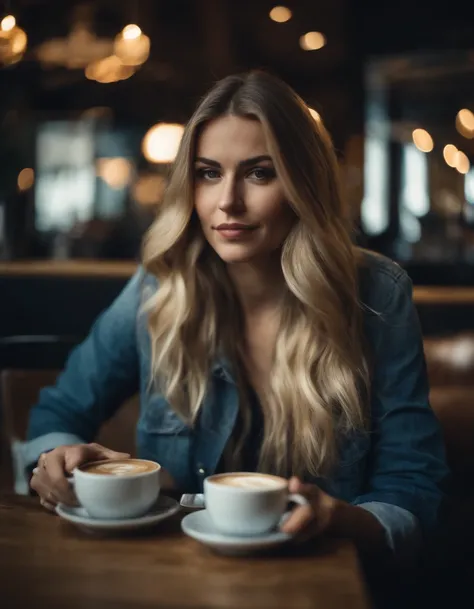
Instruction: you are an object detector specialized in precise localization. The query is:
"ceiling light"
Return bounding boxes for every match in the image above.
[412,128,434,153]
[142,123,185,163]
[269,6,292,23]
[300,31,326,51]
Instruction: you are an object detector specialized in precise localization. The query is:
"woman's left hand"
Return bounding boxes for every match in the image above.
[281,477,389,554]
[280,477,344,541]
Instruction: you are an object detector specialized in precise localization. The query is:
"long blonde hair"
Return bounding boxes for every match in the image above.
[142,71,369,478]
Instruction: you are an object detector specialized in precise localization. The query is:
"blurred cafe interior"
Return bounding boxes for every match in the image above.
[1,0,474,605]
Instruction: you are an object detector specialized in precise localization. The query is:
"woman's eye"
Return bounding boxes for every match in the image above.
[196,168,220,180]
[248,167,275,181]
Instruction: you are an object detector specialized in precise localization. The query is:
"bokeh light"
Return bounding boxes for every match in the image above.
[114,24,150,67]
[0,16,27,65]
[269,7,292,23]
[17,168,35,191]
[412,128,434,153]
[122,25,142,40]
[455,150,470,175]
[85,55,135,83]
[142,123,184,163]
[96,158,133,189]
[443,144,458,167]
[1,15,16,32]
[300,32,326,51]
[133,174,166,206]
[456,109,474,139]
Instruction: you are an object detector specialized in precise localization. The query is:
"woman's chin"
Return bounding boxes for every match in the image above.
[217,253,259,265]
[213,244,259,264]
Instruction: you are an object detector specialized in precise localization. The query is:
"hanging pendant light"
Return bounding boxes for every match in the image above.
[113,24,150,67]
[0,14,27,66]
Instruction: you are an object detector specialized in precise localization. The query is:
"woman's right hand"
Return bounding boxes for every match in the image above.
[30,442,130,511]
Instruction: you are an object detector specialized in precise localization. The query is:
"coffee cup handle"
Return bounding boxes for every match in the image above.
[288,493,309,506]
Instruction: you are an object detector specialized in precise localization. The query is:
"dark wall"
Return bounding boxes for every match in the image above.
[0,275,127,368]
[0,276,126,338]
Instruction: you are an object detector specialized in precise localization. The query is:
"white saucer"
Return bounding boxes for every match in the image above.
[181,509,292,556]
[56,495,180,534]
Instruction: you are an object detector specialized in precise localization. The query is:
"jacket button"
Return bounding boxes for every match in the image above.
[197,466,206,476]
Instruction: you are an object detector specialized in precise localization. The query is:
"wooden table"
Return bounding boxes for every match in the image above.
[0,494,370,609]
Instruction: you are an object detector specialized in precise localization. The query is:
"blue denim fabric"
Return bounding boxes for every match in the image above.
[25,250,449,556]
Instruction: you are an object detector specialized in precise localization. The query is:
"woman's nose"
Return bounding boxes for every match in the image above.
[218,177,243,212]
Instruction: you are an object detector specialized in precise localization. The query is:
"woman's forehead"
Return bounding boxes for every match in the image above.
[196,115,269,160]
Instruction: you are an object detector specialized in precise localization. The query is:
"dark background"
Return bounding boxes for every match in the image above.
[2,0,474,350]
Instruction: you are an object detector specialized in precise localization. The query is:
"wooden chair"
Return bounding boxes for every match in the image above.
[0,369,139,493]
[424,333,474,492]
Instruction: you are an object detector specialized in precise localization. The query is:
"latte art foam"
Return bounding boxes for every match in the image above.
[80,459,159,476]
[212,474,285,489]
[93,463,149,475]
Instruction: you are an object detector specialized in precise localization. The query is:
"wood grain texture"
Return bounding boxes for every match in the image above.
[413,286,474,305]
[0,260,138,278]
[1,261,474,305]
[0,494,369,609]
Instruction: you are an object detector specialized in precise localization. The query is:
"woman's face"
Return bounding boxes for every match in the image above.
[194,115,295,265]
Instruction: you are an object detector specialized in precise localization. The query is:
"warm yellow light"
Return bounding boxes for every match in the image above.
[300,31,326,51]
[443,144,458,168]
[455,150,470,175]
[114,27,150,66]
[142,123,184,164]
[456,108,474,139]
[1,15,16,32]
[96,158,133,189]
[269,6,292,23]
[81,106,113,120]
[412,128,433,153]
[458,109,474,131]
[17,168,34,191]
[85,55,135,83]
[308,107,320,122]
[133,174,166,206]
[122,24,142,40]
[11,28,27,54]
[0,16,27,65]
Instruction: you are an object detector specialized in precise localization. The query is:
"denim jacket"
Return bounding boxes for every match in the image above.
[24,250,448,557]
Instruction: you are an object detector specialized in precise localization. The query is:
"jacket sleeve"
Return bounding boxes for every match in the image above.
[353,270,449,559]
[22,268,143,469]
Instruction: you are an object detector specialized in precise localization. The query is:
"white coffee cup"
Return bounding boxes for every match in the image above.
[72,458,161,519]
[204,472,309,537]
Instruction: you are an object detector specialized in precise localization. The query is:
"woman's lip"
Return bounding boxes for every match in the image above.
[214,225,258,230]
[215,227,257,239]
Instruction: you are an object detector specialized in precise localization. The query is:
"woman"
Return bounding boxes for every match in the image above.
[27,71,447,559]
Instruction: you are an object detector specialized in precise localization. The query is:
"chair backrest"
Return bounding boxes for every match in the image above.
[0,369,140,492]
[424,333,474,492]
[0,335,81,369]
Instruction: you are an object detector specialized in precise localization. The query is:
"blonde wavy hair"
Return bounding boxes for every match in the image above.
[142,71,369,478]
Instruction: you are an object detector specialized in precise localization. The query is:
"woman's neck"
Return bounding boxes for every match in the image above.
[226,259,285,318]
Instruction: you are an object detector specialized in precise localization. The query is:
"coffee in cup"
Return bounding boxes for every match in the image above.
[209,473,285,489]
[79,459,158,476]
[73,458,161,519]
[204,472,308,537]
